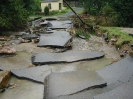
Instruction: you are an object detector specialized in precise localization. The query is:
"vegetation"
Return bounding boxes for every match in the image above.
[100,27,133,47]
[76,29,90,40]
[44,6,49,16]
[80,0,133,27]
[0,0,41,30]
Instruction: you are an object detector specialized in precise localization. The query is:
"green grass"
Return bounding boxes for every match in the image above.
[29,8,71,20]
[76,29,90,40]
[100,27,133,47]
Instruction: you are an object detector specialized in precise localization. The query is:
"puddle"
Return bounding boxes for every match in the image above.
[0,53,31,70]
[0,76,44,99]
[49,57,114,72]
[16,51,32,62]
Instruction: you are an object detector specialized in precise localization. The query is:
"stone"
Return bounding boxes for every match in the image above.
[0,46,16,54]
[94,81,133,99]
[97,55,133,85]
[32,51,105,65]
[11,65,51,83]
[44,70,106,99]
[0,71,11,88]
[37,31,72,47]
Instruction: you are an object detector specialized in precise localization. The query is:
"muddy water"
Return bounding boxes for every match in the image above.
[16,51,33,62]
[49,57,114,73]
[0,76,44,99]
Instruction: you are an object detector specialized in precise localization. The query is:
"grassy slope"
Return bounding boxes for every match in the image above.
[100,27,133,47]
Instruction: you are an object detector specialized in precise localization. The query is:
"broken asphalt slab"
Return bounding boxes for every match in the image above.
[47,21,72,29]
[94,81,133,99]
[11,65,51,83]
[97,55,133,85]
[32,51,105,65]
[44,70,107,99]
[37,31,72,47]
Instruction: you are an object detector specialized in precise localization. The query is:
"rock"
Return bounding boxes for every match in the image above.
[0,46,16,54]
[103,33,108,42]
[0,71,11,89]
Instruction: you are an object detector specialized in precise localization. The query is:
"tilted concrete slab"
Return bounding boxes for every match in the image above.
[94,81,133,99]
[11,65,51,83]
[32,51,105,65]
[0,71,11,88]
[37,31,72,47]
[97,55,133,85]
[44,71,107,99]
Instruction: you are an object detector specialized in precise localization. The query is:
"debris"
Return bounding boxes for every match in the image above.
[0,71,11,89]
[0,36,10,41]
[11,65,51,83]
[44,70,106,99]
[32,51,104,65]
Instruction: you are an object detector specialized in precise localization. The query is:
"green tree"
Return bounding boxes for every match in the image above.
[113,0,133,27]
[101,5,116,24]
[44,6,49,16]
[0,0,28,30]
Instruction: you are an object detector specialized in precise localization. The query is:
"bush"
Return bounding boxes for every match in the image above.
[44,6,49,16]
[0,0,28,30]
[49,10,59,16]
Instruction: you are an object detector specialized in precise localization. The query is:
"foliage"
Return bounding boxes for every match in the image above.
[101,5,117,25]
[80,0,105,15]
[22,0,41,14]
[110,0,133,27]
[0,0,28,30]
[100,27,133,47]
[80,0,133,27]
[44,6,49,16]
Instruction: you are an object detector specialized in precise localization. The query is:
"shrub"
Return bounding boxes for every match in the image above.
[44,6,49,16]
